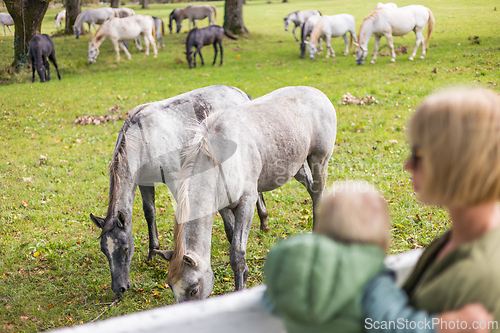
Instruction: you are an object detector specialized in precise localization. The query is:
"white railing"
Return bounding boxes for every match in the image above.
[51,250,423,333]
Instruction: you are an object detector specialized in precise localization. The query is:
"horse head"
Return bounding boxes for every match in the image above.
[73,25,81,39]
[305,40,317,59]
[185,50,194,68]
[283,17,290,31]
[91,211,134,297]
[156,246,214,303]
[88,42,99,63]
[176,20,182,33]
[354,42,368,65]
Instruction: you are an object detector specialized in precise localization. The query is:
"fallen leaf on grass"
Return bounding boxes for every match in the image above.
[340,92,379,105]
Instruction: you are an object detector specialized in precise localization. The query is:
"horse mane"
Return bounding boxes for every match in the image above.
[74,12,82,27]
[99,104,149,238]
[359,9,380,39]
[168,111,222,285]
[93,21,107,43]
[310,16,324,44]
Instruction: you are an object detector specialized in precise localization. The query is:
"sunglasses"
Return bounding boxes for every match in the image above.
[409,146,423,167]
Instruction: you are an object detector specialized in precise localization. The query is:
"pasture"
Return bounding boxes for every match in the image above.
[0,0,499,331]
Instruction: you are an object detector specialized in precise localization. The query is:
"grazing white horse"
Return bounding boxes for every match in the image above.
[88,15,157,63]
[73,8,117,39]
[283,9,320,42]
[176,5,217,33]
[0,13,14,36]
[300,14,323,58]
[113,8,136,18]
[306,14,357,59]
[355,5,434,65]
[375,2,398,9]
[55,10,66,29]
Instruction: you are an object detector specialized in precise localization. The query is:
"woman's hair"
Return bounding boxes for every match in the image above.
[316,181,390,250]
[408,87,500,206]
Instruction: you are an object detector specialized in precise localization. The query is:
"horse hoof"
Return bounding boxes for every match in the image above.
[408,57,414,61]
[343,52,348,56]
[390,58,396,62]
[261,225,271,233]
[420,55,425,59]
[370,60,375,64]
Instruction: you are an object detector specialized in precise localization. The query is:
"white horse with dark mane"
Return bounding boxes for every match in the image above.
[300,15,323,58]
[355,5,434,65]
[306,14,357,59]
[0,13,14,36]
[55,9,66,28]
[176,5,217,33]
[88,15,157,63]
[73,8,117,39]
[283,9,320,42]
[156,86,336,302]
[375,2,398,9]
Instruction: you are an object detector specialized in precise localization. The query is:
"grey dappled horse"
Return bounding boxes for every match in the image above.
[176,5,217,33]
[73,8,116,39]
[185,25,237,68]
[90,86,270,297]
[283,9,320,42]
[29,34,61,83]
[168,8,183,34]
[156,86,337,302]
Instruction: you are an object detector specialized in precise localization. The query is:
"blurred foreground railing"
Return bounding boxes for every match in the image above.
[51,249,423,333]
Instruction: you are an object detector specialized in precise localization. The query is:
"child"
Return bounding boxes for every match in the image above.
[263,181,491,333]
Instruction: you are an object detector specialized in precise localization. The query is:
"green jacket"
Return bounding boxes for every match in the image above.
[264,234,386,333]
[403,226,500,331]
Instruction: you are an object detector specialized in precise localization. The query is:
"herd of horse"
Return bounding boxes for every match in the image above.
[288,2,434,64]
[11,1,436,301]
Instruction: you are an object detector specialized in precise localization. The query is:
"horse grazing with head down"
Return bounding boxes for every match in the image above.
[306,14,357,59]
[355,5,434,65]
[88,15,157,63]
[55,10,66,29]
[300,15,323,58]
[176,5,217,33]
[29,34,61,83]
[168,8,183,34]
[0,13,13,36]
[73,8,116,39]
[158,86,336,303]
[283,9,320,42]
[185,25,236,68]
[89,85,270,297]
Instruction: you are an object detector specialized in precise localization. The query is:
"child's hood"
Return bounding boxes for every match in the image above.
[264,233,385,325]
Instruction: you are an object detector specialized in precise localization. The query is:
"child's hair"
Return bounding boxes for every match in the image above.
[408,87,500,206]
[315,181,390,250]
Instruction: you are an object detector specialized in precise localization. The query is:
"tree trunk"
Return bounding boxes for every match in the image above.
[65,0,81,35]
[224,0,248,35]
[142,0,148,9]
[110,0,119,8]
[283,0,288,2]
[4,0,49,69]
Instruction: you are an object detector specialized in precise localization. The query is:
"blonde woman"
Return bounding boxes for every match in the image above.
[364,88,500,332]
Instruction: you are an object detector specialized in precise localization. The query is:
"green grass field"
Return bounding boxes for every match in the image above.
[0,0,499,331]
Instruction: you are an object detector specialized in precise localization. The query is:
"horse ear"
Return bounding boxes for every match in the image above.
[90,213,105,229]
[154,249,174,262]
[183,254,197,267]
[116,211,126,229]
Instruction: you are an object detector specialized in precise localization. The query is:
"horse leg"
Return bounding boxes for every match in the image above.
[342,33,349,56]
[49,53,61,80]
[7,25,12,36]
[325,35,334,58]
[134,37,143,51]
[256,193,269,231]
[43,57,51,82]
[292,24,299,42]
[410,28,425,60]
[385,33,396,62]
[212,42,218,66]
[197,47,204,66]
[306,155,329,229]
[317,37,323,55]
[147,34,157,58]
[370,35,382,64]
[1,24,5,36]
[219,208,235,244]
[139,185,160,262]
[293,162,314,197]
[219,41,223,66]
[31,58,36,83]
[143,35,150,58]
[230,192,259,290]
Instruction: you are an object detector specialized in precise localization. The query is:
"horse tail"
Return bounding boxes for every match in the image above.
[426,8,435,48]
[169,10,174,32]
[151,16,156,40]
[161,18,165,37]
[224,28,237,40]
[310,16,323,45]
[212,5,217,24]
